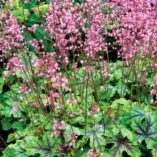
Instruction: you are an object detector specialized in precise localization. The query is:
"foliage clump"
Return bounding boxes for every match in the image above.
[0,0,157,156]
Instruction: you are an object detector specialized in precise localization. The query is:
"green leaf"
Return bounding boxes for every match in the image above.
[65,125,84,136]
[12,121,25,130]
[100,85,116,101]
[146,139,157,150]
[151,146,157,157]
[0,103,12,117]
[112,98,130,106]
[111,98,131,116]
[120,127,135,141]
[1,118,12,131]
[89,135,106,151]
[3,141,28,157]
[116,81,130,96]
[7,133,16,143]
[13,8,29,22]
[111,68,122,81]
[75,148,88,157]
[70,116,85,125]
[77,136,89,148]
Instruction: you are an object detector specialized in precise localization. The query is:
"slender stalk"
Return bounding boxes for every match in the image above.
[84,73,89,135]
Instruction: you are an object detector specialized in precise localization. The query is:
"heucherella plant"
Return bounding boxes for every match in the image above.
[1,0,157,157]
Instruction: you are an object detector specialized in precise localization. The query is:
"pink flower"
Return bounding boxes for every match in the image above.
[28,24,38,32]
[154,74,157,84]
[33,102,40,108]
[30,39,40,52]
[88,149,98,157]
[70,133,77,142]
[49,91,60,104]
[33,58,44,68]
[52,120,66,132]
[11,104,18,113]
[70,113,76,118]
[150,99,155,105]
[7,57,21,71]
[73,63,78,71]
[102,62,110,80]
[92,101,98,112]
[58,77,68,90]
[47,62,59,76]
[150,90,156,96]
[20,84,28,94]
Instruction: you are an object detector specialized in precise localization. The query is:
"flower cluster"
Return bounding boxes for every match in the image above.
[6,57,21,75]
[32,52,59,77]
[111,0,157,62]
[0,11,23,60]
[88,149,100,157]
[46,0,109,61]
[46,0,84,63]
[51,119,66,137]
[83,0,108,57]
